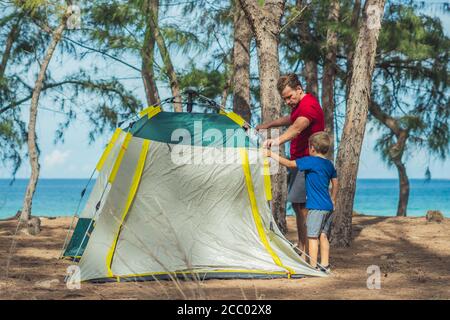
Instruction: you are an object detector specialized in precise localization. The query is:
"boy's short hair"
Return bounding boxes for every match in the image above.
[277,73,303,94]
[309,131,331,155]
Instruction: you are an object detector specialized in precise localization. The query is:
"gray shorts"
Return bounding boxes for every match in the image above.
[287,168,306,204]
[306,210,333,238]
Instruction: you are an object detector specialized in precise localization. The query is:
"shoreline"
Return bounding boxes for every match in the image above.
[2,211,447,219]
[2,179,449,219]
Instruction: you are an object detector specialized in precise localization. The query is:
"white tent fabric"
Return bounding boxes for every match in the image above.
[79,130,126,219]
[71,136,325,282]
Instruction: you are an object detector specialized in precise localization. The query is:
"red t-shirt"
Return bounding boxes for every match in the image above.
[289,93,325,159]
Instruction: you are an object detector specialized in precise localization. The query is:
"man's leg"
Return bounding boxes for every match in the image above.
[308,237,319,268]
[287,168,308,257]
[293,203,308,257]
[319,233,330,267]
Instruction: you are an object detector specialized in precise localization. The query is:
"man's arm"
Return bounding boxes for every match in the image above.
[278,116,310,145]
[256,115,291,130]
[264,116,310,148]
[330,177,338,208]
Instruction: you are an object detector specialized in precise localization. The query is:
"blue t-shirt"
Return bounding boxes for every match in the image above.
[295,156,337,211]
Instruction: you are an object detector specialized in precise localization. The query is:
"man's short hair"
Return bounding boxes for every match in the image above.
[277,73,303,94]
[309,131,331,155]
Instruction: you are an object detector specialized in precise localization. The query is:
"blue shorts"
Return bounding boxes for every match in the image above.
[306,210,333,238]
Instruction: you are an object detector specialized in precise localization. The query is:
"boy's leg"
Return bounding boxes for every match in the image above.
[308,238,319,268]
[319,233,330,267]
[307,210,328,267]
[319,211,333,267]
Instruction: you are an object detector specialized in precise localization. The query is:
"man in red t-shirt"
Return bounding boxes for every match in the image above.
[256,73,325,256]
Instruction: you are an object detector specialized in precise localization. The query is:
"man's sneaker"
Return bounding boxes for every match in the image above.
[316,264,331,274]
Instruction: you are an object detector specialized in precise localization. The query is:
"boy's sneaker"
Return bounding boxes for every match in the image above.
[316,264,331,274]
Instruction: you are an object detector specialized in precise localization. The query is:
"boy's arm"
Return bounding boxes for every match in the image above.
[264,150,297,169]
[330,178,338,208]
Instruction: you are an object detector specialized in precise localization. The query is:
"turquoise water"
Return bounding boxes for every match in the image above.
[0,179,449,218]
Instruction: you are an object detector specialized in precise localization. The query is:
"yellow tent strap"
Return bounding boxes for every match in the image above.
[263,158,272,201]
[113,269,288,279]
[81,269,291,283]
[139,106,154,117]
[239,148,294,276]
[139,105,156,118]
[147,106,161,119]
[106,139,151,277]
[220,110,246,127]
[108,133,132,184]
[95,128,122,172]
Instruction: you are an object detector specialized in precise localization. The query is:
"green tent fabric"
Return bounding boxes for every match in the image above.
[63,218,94,259]
[129,112,255,147]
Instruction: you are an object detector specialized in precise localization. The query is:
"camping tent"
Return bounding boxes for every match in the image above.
[63,106,325,282]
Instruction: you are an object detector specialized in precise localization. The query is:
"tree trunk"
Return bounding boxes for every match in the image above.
[148,2,182,112]
[345,0,362,100]
[303,61,318,97]
[394,159,409,217]
[296,0,318,97]
[321,0,340,160]
[0,16,22,79]
[232,1,252,122]
[21,10,70,225]
[368,101,410,217]
[322,0,340,161]
[141,0,160,106]
[239,0,287,233]
[221,75,232,108]
[331,0,386,247]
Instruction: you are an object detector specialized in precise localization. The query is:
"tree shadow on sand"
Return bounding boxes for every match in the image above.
[1,217,449,300]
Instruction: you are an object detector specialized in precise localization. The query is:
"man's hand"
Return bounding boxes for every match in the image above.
[262,138,279,149]
[255,123,268,131]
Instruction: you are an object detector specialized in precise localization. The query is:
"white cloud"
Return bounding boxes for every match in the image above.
[43,149,71,168]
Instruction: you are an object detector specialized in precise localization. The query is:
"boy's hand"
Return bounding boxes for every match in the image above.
[262,148,271,157]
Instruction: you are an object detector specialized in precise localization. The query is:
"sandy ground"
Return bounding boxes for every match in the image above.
[0,215,449,300]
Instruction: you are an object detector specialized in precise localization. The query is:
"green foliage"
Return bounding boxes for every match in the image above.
[371,3,450,171]
[162,26,204,55]
[41,72,141,144]
[0,1,145,177]
[86,0,206,70]
[179,65,227,100]
[0,0,447,181]
[281,0,355,70]
[0,115,26,177]
[175,0,236,110]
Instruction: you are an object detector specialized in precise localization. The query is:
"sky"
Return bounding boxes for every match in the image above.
[1,0,449,180]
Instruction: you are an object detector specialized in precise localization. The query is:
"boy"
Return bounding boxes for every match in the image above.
[263,131,338,272]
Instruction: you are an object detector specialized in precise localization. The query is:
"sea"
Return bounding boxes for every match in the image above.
[0,179,449,219]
